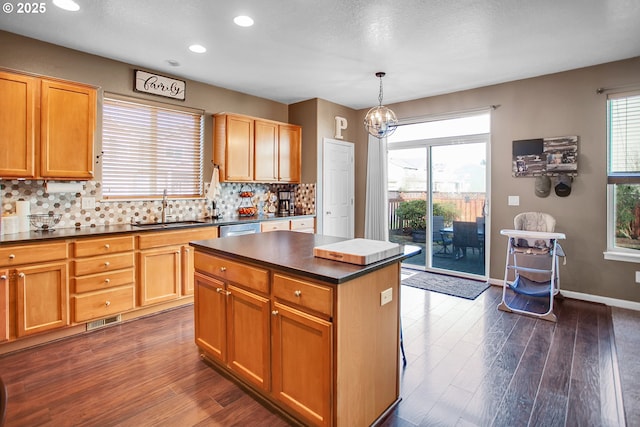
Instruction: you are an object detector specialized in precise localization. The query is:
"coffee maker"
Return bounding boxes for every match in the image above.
[278,190,293,216]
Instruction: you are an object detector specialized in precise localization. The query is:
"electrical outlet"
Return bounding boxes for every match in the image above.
[81,197,96,209]
[508,195,520,206]
[380,288,393,306]
[635,271,640,283]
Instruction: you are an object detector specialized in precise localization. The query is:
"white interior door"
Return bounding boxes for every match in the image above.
[322,139,354,238]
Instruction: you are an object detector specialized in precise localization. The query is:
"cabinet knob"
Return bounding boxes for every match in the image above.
[104,261,110,267]
[9,254,15,260]
[220,267,227,272]
[104,278,111,284]
[271,310,279,316]
[0,275,6,280]
[104,244,110,249]
[184,248,189,253]
[18,272,25,278]
[294,290,302,297]
[105,300,111,307]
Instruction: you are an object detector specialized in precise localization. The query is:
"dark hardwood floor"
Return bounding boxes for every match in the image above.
[0,284,632,426]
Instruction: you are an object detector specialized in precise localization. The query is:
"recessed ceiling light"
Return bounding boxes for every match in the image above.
[188,44,207,54]
[234,15,254,27]
[53,0,80,11]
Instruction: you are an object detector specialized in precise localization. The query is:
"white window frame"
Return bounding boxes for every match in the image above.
[101,94,204,199]
[604,90,640,263]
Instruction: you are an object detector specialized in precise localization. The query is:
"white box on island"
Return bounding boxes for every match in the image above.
[313,238,402,265]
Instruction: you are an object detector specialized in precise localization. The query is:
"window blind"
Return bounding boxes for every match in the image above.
[102,97,204,198]
[608,91,640,184]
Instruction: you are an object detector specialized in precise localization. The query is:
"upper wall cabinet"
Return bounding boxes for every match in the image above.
[0,71,96,180]
[214,113,301,183]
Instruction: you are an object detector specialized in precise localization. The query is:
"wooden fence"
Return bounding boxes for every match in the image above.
[389,192,485,231]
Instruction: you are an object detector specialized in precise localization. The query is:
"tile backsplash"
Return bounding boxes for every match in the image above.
[1,180,315,230]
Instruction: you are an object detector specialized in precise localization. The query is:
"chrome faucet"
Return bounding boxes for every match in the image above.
[161,189,168,223]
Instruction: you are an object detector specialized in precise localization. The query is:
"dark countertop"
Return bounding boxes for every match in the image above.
[0,214,315,244]
[190,231,421,284]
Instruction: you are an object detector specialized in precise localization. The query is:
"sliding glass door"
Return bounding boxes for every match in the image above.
[387,113,490,279]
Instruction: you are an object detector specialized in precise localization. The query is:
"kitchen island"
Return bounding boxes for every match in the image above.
[190,231,419,427]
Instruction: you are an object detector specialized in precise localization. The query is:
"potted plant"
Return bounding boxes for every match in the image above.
[396,199,427,242]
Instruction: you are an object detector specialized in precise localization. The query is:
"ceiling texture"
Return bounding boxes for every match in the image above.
[1,0,639,109]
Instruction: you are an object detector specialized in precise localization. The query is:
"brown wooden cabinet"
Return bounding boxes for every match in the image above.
[214,113,301,183]
[137,228,218,307]
[138,245,181,306]
[194,252,271,391]
[0,71,96,180]
[0,269,9,342]
[0,71,37,178]
[15,262,69,337]
[278,124,302,183]
[0,241,69,338]
[71,235,135,323]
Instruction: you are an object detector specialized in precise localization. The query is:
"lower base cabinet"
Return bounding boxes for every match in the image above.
[16,262,69,337]
[271,302,332,426]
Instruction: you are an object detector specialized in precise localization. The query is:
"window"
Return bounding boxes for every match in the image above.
[102,96,204,199]
[606,91,640,261]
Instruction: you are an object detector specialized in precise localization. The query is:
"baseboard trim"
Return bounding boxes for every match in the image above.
[488,278,640,312]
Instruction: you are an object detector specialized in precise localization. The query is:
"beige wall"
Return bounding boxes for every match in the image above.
[355,57,640,303]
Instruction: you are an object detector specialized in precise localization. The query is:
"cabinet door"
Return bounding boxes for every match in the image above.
[227,284,271,391]
[224,115,254,181]
[254,120,278,181]
[138,246,181,306]
[272,302,332,427]
[15,262,69,337]
[181,245,194,296]
[0,269,8,342]
[278,124,301,183]
[40,79,96,179]
[0,71,37,178]
[194,273,227,362]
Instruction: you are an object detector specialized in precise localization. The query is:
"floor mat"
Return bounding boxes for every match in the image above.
[401,270,489,300]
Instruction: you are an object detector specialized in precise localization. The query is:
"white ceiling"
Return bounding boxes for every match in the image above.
[1,0,639,109]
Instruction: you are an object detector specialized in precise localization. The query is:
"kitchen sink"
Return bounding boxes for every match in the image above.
[133,220,209,229]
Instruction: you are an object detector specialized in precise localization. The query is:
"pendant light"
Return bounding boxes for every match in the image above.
[363,72,398,139]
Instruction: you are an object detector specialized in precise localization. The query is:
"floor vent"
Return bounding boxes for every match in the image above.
[86,314,122,331]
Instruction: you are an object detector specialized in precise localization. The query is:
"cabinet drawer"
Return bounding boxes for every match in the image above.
[72,268,135,294]
[73,235,134,257]
[73,286,135,323]
[289,218,314,231]
[273,274,333,317]
[261,221,289,232]
[137,227,218,250]
[73,252,135,276]
[194,252,269,294]
[0,241,67,267]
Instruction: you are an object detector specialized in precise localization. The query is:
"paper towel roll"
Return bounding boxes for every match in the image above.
[16,201,31,232]
[2,215,19,235]
[16,200,30,217]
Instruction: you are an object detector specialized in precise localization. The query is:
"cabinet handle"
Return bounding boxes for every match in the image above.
[220,267,227,272]
[294,290,302,297]
[0,275,6,280]
[216,288,230,295]
[105,300,111,307]
[104,244,110,249]
[271,310,279,316]
[104,261,110,267]
[104,278,111,284]
[18,272,25,278]
[9,254,15,260]
[184,248,189,253]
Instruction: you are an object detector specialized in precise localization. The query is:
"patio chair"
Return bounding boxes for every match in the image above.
[497,212,566,322]
[432,216,452,254]
[452,221,482,259]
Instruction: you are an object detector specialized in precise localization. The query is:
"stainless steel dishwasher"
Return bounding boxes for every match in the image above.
[219,222,261,237]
